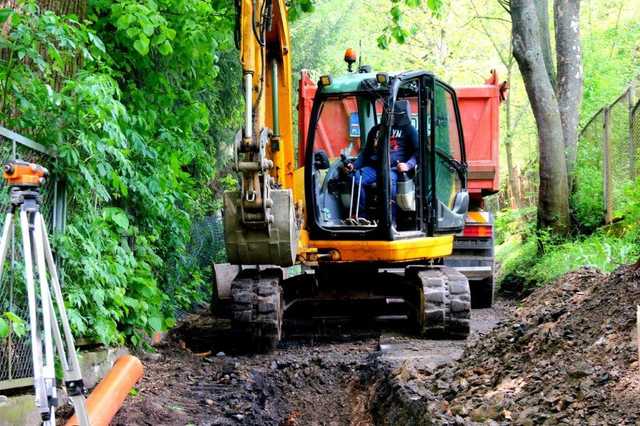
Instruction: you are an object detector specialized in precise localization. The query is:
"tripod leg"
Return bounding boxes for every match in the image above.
[19,209,50,422]
[0,212,14,282]
[39,213,90,426]
[31,210,58,426]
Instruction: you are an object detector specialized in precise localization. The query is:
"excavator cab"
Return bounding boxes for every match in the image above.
[305,72,469,241]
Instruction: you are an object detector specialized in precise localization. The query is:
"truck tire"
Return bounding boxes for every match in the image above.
[471,276,495,309]
[417,267,471,339]
[231,275,283,353]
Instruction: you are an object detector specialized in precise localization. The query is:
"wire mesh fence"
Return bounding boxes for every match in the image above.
[0,127,64,390]
[574,82,639,227]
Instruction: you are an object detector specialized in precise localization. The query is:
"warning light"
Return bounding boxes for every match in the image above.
[344,48,357,72]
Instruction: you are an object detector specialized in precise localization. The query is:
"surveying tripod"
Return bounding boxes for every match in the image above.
[0,160,89,425]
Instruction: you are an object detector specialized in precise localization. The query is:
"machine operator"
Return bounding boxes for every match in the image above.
[344,99,419,220]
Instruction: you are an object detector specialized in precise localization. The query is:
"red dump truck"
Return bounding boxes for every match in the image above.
[298,70,506,307]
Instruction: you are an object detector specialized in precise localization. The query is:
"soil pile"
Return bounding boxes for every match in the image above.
[388,266,640,425]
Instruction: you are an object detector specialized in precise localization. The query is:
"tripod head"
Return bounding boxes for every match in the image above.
[3,160,49,209]
[3,160,49,188]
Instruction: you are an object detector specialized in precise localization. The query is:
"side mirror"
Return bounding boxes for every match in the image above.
[452,190,469,215]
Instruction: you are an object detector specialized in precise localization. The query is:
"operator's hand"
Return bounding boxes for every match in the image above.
[344,162,354,173]
[396,162,409,173]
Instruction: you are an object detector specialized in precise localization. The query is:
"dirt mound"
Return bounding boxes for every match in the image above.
[398,266,640,424]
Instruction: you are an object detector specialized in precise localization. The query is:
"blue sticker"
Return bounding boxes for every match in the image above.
[349,112,360,138]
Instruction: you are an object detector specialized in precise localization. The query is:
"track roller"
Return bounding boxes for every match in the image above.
[415,266,471,339]
[231,271,283,352]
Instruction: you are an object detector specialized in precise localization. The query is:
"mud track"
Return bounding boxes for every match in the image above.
[113,305,506,426]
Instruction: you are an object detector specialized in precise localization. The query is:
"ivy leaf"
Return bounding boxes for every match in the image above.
[103,207,129,231]
[5,312,26,337]
[0,318,8,339]
[165,28,176,40]
[157,40,173,56]
[142,22,155,37]
[111,210,129,231]
[116,13,133,30]
[126,27,140,39]
[133,35,150,55]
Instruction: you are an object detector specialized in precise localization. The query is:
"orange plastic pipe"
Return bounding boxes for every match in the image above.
[66,355,144,426]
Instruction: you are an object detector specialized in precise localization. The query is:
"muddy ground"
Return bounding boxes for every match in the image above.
[113,305,506,426]
[113,265,640,425]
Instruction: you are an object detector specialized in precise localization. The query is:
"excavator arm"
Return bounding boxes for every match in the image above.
[224,0,300,266]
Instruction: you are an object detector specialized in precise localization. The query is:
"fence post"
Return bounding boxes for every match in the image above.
[603,107,613,224]
[630,86,636,181]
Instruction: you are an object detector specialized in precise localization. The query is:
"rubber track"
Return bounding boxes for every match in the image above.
[231,276,283,352]
[419,266,471,339]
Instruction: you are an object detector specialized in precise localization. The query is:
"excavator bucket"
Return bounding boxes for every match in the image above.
[223,189,298,266]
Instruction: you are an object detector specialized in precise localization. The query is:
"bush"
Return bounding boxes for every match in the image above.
[0,1,240,346]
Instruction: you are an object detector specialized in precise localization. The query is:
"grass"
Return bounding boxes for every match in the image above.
[496,204,640,292]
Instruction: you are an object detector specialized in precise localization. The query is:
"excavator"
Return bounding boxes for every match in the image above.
[220,0,475,351]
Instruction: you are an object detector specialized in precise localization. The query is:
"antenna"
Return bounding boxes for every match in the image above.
[358,40,363,69]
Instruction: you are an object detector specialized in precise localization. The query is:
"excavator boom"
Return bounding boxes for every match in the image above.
[224,0,299,266]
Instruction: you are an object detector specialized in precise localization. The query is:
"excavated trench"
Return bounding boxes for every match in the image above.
[110,306,504,426]
[90,266,640,425]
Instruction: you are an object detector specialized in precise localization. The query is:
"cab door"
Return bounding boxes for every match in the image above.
[423,79,469,234]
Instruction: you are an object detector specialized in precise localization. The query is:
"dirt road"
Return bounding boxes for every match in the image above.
[113,305,506,426]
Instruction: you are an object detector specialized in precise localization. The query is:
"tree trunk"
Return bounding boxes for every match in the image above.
[511,0,570,232]
[504,62,521,209]
[534,0,556,89]
[554,0,582,183]
[42,0,86,18]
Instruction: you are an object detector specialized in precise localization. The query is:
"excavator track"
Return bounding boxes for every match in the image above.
[418,267,471,339]
[231,273,283,352]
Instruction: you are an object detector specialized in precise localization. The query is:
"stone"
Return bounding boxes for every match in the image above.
[141,351,162,362]
[567,362,593,379]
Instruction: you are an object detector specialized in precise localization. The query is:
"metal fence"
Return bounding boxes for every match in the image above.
[573,82,639,227]
[0,126,65,390]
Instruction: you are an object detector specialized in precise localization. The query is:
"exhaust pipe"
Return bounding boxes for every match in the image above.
[65,355,143,426]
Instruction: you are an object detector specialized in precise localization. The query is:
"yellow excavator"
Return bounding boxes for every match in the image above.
[220,0,473,351]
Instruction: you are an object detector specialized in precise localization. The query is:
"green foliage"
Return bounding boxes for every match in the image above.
[0,0,241,345]
[493,206,536,246]
[497,188,640,293]
[571,126,605,231]
[376,0,442,49]
[581,20,640,121]
[0,311,27,339]
[288,0,315,21]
